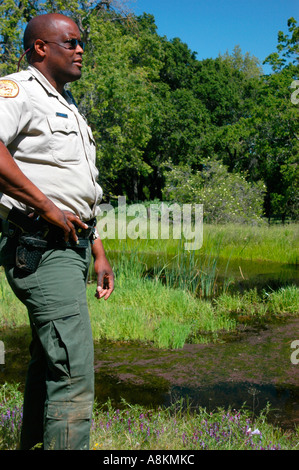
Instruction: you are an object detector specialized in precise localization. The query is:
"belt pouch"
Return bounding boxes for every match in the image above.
[16,234,48,273]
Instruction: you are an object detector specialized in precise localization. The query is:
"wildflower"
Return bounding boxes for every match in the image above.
[246,428,262,436]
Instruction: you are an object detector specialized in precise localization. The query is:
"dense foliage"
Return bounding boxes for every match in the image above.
[0,1,298,222]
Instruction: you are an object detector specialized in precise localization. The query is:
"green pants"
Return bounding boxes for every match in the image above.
[1,237,94,450]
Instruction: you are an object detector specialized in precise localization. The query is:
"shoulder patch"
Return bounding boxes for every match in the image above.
[0,80,19,98]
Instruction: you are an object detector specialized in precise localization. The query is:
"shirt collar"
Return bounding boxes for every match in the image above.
[27,65,74,108]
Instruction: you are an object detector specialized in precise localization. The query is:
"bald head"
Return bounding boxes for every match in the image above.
[22,13,84,93]
[23,13,78,52]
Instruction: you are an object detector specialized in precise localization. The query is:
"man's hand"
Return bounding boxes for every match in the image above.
[40,207,89,243]
[0,141,87,243]
[92,238,114,300]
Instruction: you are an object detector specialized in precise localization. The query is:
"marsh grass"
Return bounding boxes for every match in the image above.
[85,247,299,348]
[151,250,232,298]
[0,383,298,450]
[87,250,239,348]
[1,258,298,349]
[86,272,299,348]
[103,222,299,264]
[0,221,298,349]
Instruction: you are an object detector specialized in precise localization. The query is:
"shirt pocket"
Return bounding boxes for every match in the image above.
[47,116,82,165]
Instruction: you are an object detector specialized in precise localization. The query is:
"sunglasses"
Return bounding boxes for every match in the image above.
[17,38,85,71]
[42,39,85,50]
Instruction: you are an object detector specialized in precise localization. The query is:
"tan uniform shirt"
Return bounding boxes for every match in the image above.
[0,65,102,222]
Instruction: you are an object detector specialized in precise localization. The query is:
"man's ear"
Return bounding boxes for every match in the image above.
[34,39,47,58]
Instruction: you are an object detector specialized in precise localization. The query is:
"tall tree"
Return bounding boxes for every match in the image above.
[263,17,299,72]
[71,10,162,200]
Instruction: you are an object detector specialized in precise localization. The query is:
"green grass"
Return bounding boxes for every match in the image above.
[1,260,298,349]
[201,223,299,264]
[87,262,229,349]
[1,383,298,450]
[88,279,299,348]
[101,222,299,264]
[0,271,27,329]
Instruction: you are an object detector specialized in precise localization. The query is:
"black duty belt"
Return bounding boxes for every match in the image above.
[0,207,96,273]
[3,206,96,249]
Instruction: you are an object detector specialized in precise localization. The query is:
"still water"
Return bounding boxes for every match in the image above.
[93,318,299,430]
[1,317,298,430]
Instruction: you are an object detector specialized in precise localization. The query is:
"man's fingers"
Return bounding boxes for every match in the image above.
[96,287,112,301]
[96,274,114,300]
[63,212,88,242]
[66,219,77,242]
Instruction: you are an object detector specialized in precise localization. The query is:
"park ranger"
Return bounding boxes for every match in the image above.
[0,13,114,450]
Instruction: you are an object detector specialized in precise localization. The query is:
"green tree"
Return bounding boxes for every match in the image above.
[220,44,263,79]
[263,17,299,72]
[71,11,162,200]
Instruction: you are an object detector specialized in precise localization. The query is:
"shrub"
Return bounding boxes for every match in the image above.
[163,158,266,224]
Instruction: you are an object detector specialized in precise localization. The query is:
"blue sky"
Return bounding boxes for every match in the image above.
[131,0,298,73]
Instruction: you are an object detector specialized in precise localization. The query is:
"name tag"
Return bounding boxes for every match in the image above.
[56,112,68,118]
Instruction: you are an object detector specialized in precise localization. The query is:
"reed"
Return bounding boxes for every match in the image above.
[1,261,298,349]
[1,221,299,349]
[202,223,299,264]
[152,251,234,299]
[102,222,299,264]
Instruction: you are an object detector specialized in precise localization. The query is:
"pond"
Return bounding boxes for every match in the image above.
[216,257,299,294]
[92,318,299,430]
[106,251,299,296]
[1,317,298,430]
